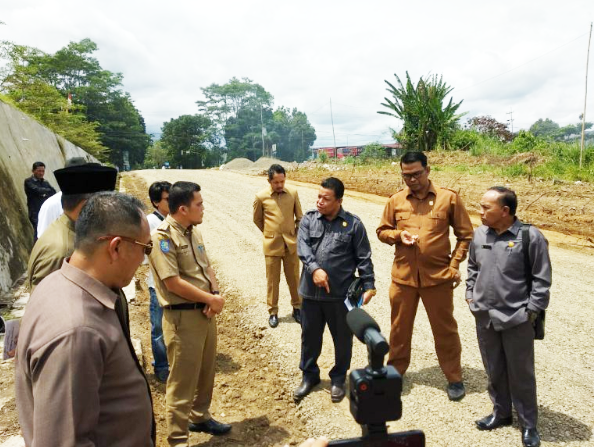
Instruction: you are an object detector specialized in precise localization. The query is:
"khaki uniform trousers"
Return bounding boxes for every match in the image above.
[265,246,301,315]
[388,281,462,383]
[163,308,216,447]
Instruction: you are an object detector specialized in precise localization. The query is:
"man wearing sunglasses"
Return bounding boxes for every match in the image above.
[377,151,474,401]
[148,181,230,446]
[16,192,155,447]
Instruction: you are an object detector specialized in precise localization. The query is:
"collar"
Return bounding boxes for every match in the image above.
[58,212,76,231]
[166,214,193,236]
[315,207,347,222]
[487,217,522,236]
[269,185,287,196]
[405,180,437,199]
[153,210,165,221]
[60,259,119,310]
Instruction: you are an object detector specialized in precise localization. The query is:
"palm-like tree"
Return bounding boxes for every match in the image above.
[379,72,464,151]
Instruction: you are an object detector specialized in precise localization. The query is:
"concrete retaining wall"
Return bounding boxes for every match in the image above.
[0,100,97,292]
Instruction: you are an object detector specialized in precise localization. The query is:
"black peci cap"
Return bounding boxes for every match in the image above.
[54,163,118,194]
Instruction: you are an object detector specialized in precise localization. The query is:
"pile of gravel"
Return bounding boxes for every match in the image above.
[221,158,254,170]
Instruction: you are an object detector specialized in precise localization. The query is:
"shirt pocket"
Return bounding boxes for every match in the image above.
[330,233,352,253]
[428,210,448,231]
[395,211,411,230]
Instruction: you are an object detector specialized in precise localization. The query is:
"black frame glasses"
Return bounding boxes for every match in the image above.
[401,169,426,181]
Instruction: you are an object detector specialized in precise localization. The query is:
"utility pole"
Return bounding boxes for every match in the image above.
[330,98,337,150]
[580,22,593,169]
[260,105,265,157]
[506,110,514,134]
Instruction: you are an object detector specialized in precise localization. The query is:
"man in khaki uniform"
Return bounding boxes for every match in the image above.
[253,164,303,328]
[377,151,474,401]
[27,163,117,291]
[148,181,230,446]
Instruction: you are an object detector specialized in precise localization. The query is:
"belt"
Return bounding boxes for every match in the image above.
[163,302,205,310]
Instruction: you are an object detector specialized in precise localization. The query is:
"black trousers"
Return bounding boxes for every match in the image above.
[299,299,353,385]
[476,316,538,429]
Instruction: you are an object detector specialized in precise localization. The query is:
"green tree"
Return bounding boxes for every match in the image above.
[0,41,107,159]
[269,107,316,162]
[143,141,169,168]
[360,142,386,162]
[160,114,212,168]
[2,38,150,167]
[529,118,560,138]
[379,72,464,151]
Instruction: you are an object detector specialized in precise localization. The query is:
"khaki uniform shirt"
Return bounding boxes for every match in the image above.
[15,261,154,447]
[149,215,213,306]
[253,185,303,256]
[377,182,474,288]
[27,213,75,291]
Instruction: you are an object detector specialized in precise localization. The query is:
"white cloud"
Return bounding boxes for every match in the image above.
[2,0,593,146]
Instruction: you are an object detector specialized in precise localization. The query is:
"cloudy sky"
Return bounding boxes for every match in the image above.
[2,1,593,147]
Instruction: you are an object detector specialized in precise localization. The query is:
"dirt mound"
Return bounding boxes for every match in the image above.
[251,157,299,173]
[221,158,254,170]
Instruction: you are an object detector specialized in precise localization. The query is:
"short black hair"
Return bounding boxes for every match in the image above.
[32,162,45,170]
[400,152,428,167]
[75,192,145,254]
[61,193,92,212]
[148,181,172,209]
[488,186,518,216]
[268,164,286,180]
[321,177,344,200]
[169,181,201,214]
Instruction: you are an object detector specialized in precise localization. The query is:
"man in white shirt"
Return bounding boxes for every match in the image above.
[146,181,172,383]
[37,157,88,237]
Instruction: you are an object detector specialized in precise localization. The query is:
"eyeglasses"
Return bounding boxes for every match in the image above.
[97,235,153,255]
[401,170,426,181]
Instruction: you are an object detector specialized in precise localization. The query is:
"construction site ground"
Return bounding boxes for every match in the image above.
[1,160,593,446]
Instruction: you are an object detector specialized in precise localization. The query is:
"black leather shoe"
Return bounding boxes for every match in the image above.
[475,413,513,431]
[522,428,540,447]
[269,314,279,328]
[447,382,466,401]
[292,308,302,324]
[294,377,320,401]
[189,418,231,436]
[331,383,346,403]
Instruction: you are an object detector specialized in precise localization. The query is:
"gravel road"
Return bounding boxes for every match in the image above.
[131,169,593,447]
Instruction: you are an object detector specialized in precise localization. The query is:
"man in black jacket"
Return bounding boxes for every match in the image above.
[24,161,56,241]
[295,177,376,403]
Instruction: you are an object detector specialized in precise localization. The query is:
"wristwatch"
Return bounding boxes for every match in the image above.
[366,289,377,297]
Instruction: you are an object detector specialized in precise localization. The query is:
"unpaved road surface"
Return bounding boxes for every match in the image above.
[128,169,593,446]
[1,168,592,447]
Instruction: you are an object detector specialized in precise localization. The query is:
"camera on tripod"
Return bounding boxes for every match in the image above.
[329,308,425,446]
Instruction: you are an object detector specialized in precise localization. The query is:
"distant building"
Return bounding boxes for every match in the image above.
[314,143,403,159]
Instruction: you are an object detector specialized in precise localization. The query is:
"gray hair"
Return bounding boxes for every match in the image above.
[75,191,145,254]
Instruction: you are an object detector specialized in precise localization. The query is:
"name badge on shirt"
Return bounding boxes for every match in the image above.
[481,245,492,250]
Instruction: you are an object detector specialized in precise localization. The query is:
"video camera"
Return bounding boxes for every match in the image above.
[329,308,425,447]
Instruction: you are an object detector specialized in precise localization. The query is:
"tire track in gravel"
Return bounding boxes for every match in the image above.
[130,169,594,447]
